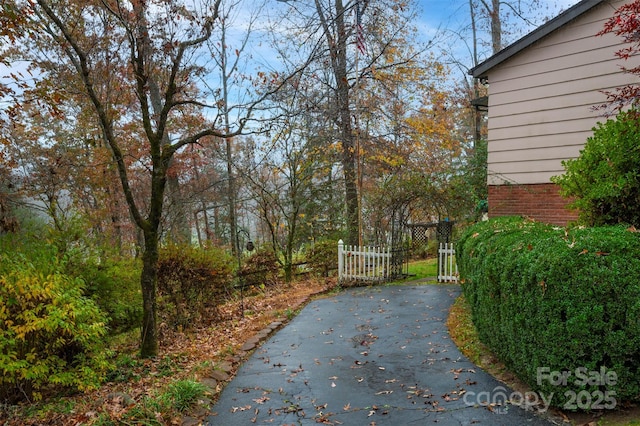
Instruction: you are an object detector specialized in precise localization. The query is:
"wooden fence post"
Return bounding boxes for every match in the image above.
[338,239,344,281]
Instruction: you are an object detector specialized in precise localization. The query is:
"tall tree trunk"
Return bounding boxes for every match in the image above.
[226,139,239,260]
[220,18,240,263]
[138,154,169,357]
[341,118,359,246]
[139,227,159,357]
[316,0,360,245]
[148,78,190,244]
[490,0,501,53]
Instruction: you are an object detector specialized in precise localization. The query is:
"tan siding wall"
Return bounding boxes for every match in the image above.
[486,0,638,186]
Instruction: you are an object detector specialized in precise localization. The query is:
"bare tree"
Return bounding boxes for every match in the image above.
[270,0,424,245]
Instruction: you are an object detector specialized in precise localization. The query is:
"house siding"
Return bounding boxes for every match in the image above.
[485,0,634,187]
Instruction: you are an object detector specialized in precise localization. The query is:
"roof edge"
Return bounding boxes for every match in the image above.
[470,0,605,79]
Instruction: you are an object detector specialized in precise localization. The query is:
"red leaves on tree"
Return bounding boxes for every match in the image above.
[597,0,640,112]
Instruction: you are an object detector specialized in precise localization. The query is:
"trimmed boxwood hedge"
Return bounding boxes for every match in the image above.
[457,216,640,409]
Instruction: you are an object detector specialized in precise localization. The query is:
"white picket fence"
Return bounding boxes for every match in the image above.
[338,239,391,283]
[438,243,458,283]
[337,240,458,283]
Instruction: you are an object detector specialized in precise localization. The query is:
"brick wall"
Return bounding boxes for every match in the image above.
[488,183,579,226]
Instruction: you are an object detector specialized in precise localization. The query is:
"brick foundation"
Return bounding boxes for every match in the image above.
[488,183,579,226]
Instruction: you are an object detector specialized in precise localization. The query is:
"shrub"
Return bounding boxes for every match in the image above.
[457,217,640,409]
[1,214,143,336]
[306,240,338,277]
[66,257,143,335]
[239,248,281,288]
[552,109,640,227]
[0,256,110,402]
[157,243,234,328]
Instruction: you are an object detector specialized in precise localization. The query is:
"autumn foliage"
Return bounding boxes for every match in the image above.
[157,244,235,329]
[239,249,281,288]
[598,0,640,111]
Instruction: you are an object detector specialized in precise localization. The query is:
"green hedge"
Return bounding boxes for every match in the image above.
[457,216,640,409]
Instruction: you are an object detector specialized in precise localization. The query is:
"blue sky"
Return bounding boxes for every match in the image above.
[0,0,586,113]
[412,0,582,75]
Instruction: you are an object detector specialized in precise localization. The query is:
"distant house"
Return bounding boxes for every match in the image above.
[470,0,637,226]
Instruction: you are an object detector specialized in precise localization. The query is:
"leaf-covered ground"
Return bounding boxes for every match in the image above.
[4,277,640,425]
[0,277,336,426]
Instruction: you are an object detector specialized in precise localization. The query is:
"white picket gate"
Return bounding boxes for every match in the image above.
[438,242,458,283]
[338,240,391,283]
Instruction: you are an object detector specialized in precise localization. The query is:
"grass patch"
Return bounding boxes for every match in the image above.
[403,258,437,281]
[446,294,490,366]
[160,379,209,412]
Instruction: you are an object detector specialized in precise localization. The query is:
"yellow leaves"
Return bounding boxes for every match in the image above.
[366,153,404,168]
[13,321,38,340]
[0,264,110,399]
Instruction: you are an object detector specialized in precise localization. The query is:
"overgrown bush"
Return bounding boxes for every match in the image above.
[2,213,142,336]
[306,240,338,277]
[239,248,280,288]
[0,255,110,402]
[157,243,234,328]
[457,216,640,409]
[552,109,640,227]
[67,257,143,335]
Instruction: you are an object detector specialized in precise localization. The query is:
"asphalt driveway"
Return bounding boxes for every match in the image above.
[205,284,559,425]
